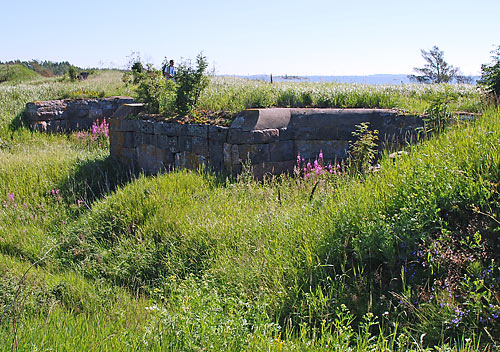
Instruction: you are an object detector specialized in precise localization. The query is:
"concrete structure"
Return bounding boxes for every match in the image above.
[26,96,134,133]
[109,108,423,178]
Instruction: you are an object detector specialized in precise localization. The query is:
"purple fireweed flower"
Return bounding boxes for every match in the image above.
[9,193,14,202]
[319,150,323,160]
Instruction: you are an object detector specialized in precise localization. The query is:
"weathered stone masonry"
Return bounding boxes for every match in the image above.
[26,96,134,132]
[109,108,423,178]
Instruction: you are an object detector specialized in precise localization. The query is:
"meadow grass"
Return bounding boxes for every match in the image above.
[0,74,498,350]
[196,77,482,115]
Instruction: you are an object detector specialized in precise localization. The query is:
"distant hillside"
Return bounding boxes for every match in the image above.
[0,60,80,77]
[0,64,41,83]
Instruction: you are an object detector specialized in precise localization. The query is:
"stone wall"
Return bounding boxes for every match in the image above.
[109,108,423,178]
[26,96,134,133]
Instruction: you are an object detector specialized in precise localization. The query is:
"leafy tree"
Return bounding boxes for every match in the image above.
[477,45,500,99]
[409,46,460,84]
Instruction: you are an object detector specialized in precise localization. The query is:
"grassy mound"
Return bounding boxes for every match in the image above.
[0,64,41,84]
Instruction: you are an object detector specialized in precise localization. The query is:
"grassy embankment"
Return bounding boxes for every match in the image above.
[0,72,498,350]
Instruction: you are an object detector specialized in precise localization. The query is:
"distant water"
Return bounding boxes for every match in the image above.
[224,74,478,85]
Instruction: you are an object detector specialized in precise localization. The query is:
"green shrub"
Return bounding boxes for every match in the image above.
[478,45,500,100]
[174,53,209,115]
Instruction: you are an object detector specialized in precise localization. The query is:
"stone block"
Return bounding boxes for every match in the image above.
[208,125,229,141]
[155,122,186,136]
[136,144,168,174]
[238,144,270,164]
[295,140,349,161]
[89,108,103,120]
[120,119,140,132]
[109,118,121,131]
[192,137,209,156]
[123,132,136,148]
[155,135,170,150]
[168,136,179,153]
[175,151,207,170]
[228,129,279,144]
[278,127,294,140]
[109,130,125,150]
[139,133,154,145]
[186,124,208,138]
[178,136,192,152]
[111,103,144,119]
[230,108,292,131]
[269,140,295,162]
[223,143,232,167]
[231,144,239,166]
[69,119,92,130]
[139,120,154,134]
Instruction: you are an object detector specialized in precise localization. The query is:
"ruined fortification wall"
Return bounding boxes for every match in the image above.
[109,108,423,178]
[25,97,134,132]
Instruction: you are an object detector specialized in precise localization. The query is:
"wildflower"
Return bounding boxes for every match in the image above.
[77,199,84,207]
[9,193,14,202]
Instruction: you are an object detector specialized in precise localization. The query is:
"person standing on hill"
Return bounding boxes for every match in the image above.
[164,60,175,81]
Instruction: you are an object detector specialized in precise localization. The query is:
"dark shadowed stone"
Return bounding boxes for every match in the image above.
[155,135,170,150]
[228,129,279,144]
[208,125,229,141]
[295,140,349,161]
[139,120,154,134]
[269,140,295,162]
[238,144,270,163]
[120,119,141,132]
[186,124,208,138]
[223,143,232,167]
[230,145,239,165]
[136,144,168,174]
[209,140,225,171]
[122,132,136,148]
[175,151,207,170]
[111,103,144,119]
[192,137,209,156]
[178,136,192,152]
[278,127,294,141]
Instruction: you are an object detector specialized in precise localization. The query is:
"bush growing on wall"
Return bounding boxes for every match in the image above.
[133,53,209,116]
[174,53,209,115]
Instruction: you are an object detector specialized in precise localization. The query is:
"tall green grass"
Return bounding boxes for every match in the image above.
[197,77,482,114]
[0,75,498,350]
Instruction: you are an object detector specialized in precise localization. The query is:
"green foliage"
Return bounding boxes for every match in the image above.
[424,92,455,134]
[0,64,40,83]
[348,122,379,173]
[174,53,209,115]
[477,45,500,100]
[68,65,77,81]
[409,46,461,84]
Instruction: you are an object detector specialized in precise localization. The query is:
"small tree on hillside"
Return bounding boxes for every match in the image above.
[409,46,460,84]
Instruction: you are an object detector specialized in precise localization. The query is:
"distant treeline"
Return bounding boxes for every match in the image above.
[0,60,82,77]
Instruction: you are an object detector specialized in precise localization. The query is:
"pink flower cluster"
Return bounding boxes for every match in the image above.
[296,151,341,179]
[76,118,109,143]
[91,118,109,140]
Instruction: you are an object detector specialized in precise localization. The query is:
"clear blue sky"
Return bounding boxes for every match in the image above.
[1,0,499,76]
